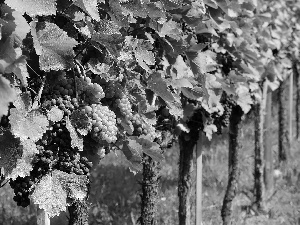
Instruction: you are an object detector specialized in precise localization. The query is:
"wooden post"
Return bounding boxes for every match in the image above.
[264,85,273,194]
[293,60,300,139]
[289,72,293,152]
[253,102,265,210]
[196,132,202,225]
[37,208,50,225]
[278,80,288,163]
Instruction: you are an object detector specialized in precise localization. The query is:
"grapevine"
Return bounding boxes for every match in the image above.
[0,0,299,224]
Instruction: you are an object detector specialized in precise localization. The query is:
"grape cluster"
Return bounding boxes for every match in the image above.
[116,95,133,120]
[10,144,52,207]
[42,95,79,116]
[76,76,105,103]
[83,104,118,143]
[32,145,53,175]
[10,120,94,207]
[155,107,175,148]
[132,114,156,140]
[216,53,234,76]
[196,34,213,44]
[10,176,33,207]
[48,120,93,175]
[212,93,236,134]
[156,107,173,131]
[48,120,71,148]
[43,77,75,100]
[103,81,123,99]
[56,150,92,176]
[41,75,80,116]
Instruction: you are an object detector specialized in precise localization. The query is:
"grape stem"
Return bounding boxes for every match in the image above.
[72,68,79,99]
[74,59,86,78]
[26,63,41,78]
[151,94,157,106]
[73,39,89,60]
[0,177,8,188]
[33,76,46,107]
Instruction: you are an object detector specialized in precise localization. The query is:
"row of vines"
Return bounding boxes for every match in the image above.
[0,0,300,224]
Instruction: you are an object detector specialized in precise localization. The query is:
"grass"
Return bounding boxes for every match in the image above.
[0,109,300,224]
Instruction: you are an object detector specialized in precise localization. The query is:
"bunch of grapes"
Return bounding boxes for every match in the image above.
[103,81,123,99]
[116,95,133,120]
[131,113,156,140]
[83,104,118,144]
[156,107,174,131]
[46,120,93,175]
[42,95,79,116]
[10,144,53,207]
[42,77,75,100]
[9,176,33,207]
[155,107,175,148]
[216,52,234,76]
[75,76,105,103]
[212,93,236,134]
[196,34,213,44]
[41,75,80,116]
[10,119,94,207]
[49,121,70,149]
[56,150,92,176]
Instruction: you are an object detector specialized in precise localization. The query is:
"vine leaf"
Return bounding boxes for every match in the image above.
[125,36,155,69]
[128,137,164,162]
[134,39,155,72]
[147,72,176,104]
[91,19,124,57]
[121,0,165,19]
[0,130,21,177]
[0,37,29,86]
[168,101,183,118]
[1,4,30,41]
[171,55,194,79]
[181,87,203,100]
[5,0,57,16]
[188,51,207,74]
[120,118,134,135]
[122,141,143,173]
[70,110,92,136]
[203,124,217,141]
[236,84,252,113]
[187,50,210,99]
[32,173,67,218]
[159,19,182,39]
[161,0,183,10]
[13,91,31,111]
[9,139,38,180]
[0,75,17,118]
[9,95,48,141]
[54,170,88,200]
[74,0,100,21]
[187,0,206,17]
[176,122,190,134]
[66,118,84,151]
[0,36,16,73]
[31,21,78,71]
[4,51,29,86]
